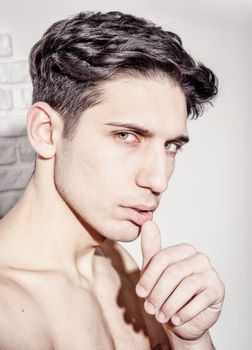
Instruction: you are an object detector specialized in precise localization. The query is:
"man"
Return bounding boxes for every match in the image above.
[0,11,224,350]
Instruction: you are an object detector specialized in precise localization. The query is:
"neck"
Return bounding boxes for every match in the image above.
[0,160,105,282]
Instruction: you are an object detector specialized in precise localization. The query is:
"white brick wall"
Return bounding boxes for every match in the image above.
[0,88,12,109]
[0,34,12,57]
[0,33,35,218]
[0,61,30,83]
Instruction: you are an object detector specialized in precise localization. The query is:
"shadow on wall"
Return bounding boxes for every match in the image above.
[0,33,35,218]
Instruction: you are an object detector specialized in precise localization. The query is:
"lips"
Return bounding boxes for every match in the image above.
[121,206,155,226]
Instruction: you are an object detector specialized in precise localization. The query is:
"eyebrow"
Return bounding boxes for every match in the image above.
[104,122,190,144]
[105,122,153,136]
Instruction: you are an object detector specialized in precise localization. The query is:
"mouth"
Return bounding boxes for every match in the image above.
[120,206,156,226]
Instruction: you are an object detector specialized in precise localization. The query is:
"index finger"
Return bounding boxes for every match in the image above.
[140,220,161,271]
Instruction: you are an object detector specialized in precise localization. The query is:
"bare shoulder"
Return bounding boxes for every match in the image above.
[0,268,51,350]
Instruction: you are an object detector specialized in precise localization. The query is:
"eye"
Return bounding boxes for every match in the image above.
[115,131,138,144]
[164,141,182,154]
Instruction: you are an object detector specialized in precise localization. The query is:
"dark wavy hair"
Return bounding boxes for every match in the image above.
[29,11,218,138]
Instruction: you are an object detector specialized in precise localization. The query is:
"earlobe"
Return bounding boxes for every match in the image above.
[27,102,61,159]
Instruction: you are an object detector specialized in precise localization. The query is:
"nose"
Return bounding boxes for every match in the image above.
[135,150,174,195]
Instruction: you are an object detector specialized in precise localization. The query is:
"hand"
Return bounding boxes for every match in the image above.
[135,221,225,342]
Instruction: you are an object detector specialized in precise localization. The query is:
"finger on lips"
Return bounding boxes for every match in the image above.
[140,220,161,271]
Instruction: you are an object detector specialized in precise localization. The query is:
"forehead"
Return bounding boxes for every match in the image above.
[80,76,188,137]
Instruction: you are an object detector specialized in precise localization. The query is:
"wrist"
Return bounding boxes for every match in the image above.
[167,330,215,350]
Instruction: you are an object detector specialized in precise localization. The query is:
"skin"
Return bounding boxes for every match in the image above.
[0,76,224,349]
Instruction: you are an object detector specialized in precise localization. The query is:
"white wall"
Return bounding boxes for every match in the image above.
[1,1,251,349]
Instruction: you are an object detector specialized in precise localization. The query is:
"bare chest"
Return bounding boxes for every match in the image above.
[46,287,150,350]
[2,271,151,350]
[45,273,150,350]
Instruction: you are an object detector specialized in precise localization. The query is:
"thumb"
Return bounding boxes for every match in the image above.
[140,220,161,271]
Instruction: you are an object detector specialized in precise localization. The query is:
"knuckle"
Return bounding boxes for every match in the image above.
[204,271,225,300]
[214,279,226,300]
[179,243,197,255]
[204,288,214,301]
[154,250,170,265]
[184,276,198,291]
[166,263,182,279]
[204,266,220,285]
[206,283,224,304]
[209,267,220,281]
[197,252,211,267]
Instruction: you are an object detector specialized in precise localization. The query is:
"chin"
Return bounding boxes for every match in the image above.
[106,220,141,243]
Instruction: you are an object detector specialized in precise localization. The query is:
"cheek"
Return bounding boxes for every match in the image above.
[56,143,136,206]
[77,148,131,185]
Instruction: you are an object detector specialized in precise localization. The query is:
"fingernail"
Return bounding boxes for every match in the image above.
[136,284,148,297]
[144,301,156,314]
[156,311,168,323]
[171,315,181,326]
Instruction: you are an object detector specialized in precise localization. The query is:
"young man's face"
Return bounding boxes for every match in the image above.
[55,76,188,241]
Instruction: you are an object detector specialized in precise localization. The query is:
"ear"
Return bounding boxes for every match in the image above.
[27,102,63,159]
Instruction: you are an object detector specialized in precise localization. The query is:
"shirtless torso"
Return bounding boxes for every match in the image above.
[0,236,168,350]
